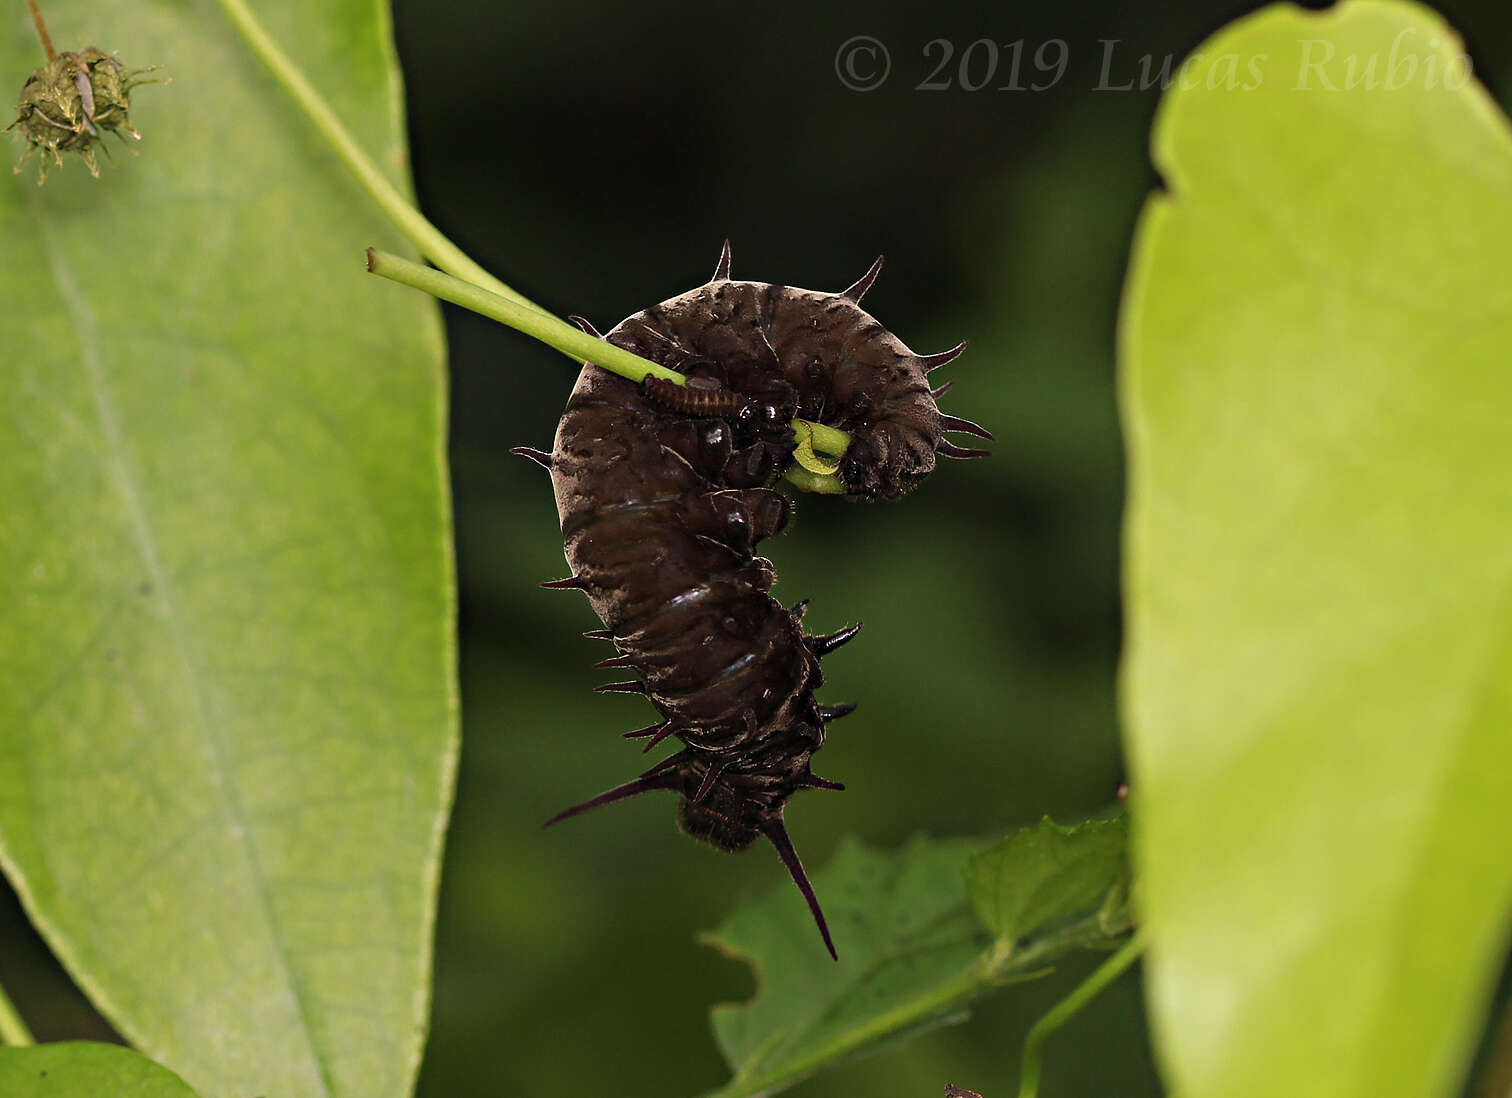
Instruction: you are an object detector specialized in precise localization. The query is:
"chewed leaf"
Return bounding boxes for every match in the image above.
[965,815,1129,944]
[1121,3,1512,1098]
[0,1043,200,1098]
[792,422,842,476]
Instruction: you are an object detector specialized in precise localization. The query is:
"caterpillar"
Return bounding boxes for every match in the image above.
[513,242,991,957]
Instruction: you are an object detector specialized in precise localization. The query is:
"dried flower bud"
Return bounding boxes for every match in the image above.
[5,47,162,183]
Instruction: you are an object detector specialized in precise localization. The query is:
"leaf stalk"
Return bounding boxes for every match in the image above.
[1016,934,1145,1098]
[215,0,851,493]
[365,250,850,492]
[26,0,56,61]
[209,0,538,312]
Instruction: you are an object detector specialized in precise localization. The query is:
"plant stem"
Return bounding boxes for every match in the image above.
[26,0,55,61]
[210,0,540,313]
[367,249,683,382]
[216,2,852,487]
[0,979,35,1047]
[708,965,986,1098]
[366,250,851,490]
[1016,935,1145,1098]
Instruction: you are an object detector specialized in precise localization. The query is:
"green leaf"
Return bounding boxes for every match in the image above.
[1120,4,1512,1098]
[965,815,1129,944]
[699,828,1132,1098]
[0,1043,201,1098]
[0,4,453,1098]
[700,836,989,1098]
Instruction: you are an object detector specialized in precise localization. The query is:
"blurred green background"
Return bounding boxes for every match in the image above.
[3,1,1510,1096]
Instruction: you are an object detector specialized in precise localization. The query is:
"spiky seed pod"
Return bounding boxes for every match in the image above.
[522,243,991,958]
[6,47,161,183]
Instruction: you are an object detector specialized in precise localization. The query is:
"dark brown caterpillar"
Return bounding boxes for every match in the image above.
[513,242,991,957]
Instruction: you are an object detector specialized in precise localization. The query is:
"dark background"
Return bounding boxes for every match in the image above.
[4,1,1510,1096]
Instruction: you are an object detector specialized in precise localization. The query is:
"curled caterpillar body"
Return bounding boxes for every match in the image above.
[525,242,989,958]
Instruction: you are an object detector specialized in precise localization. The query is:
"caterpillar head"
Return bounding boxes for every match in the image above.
[705,241,989,499]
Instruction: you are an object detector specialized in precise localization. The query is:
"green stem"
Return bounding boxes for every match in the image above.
[210,0,541,313]
[214,0,853,488]
[0,979,35,1047]
[366,250,851,491]
[1017,935,1145,1098]
[709,965,986,1098]
[367,249,683,383]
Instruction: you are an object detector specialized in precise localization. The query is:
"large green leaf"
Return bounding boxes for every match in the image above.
[0,3,453,1098]
[1120,3,1512,1098]
[0,1043,200,1098]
